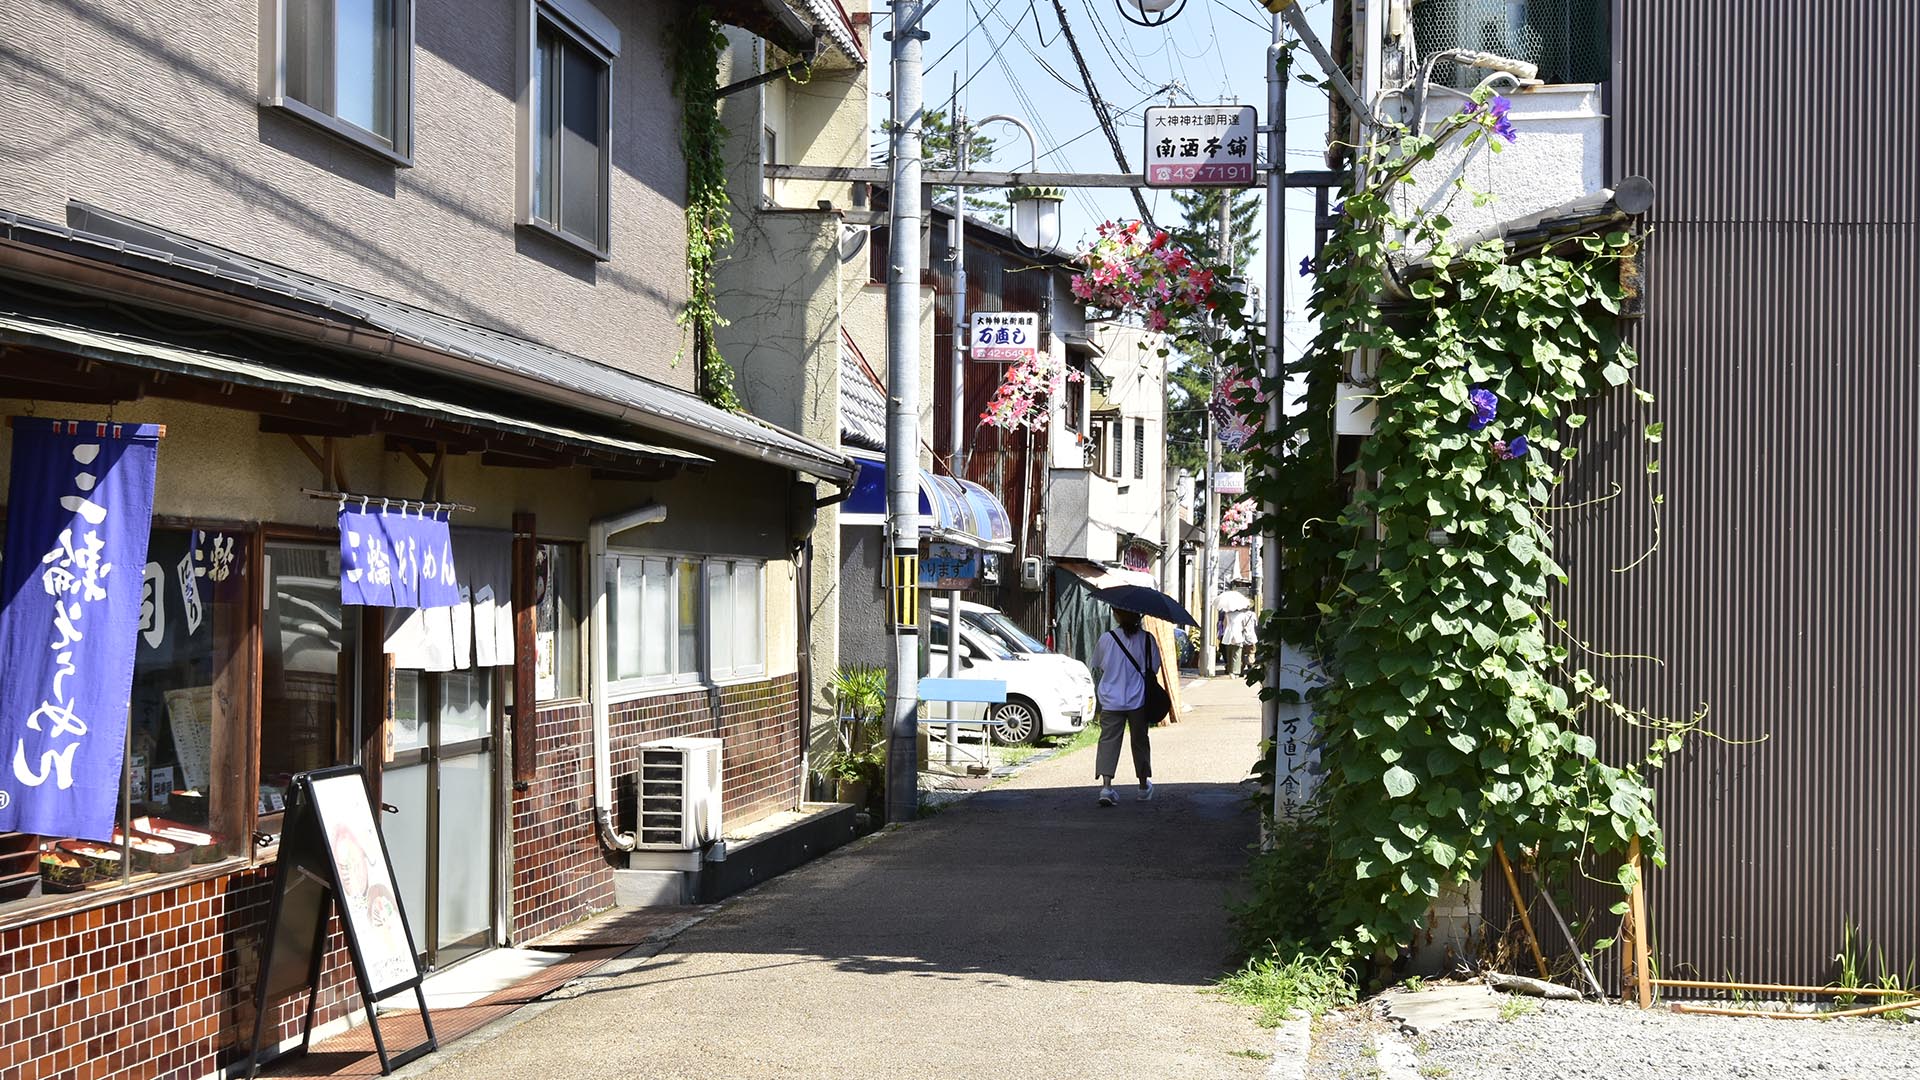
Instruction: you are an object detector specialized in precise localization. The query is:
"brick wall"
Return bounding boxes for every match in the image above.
[509,674,802,942]
[0,865,361,1080]
[0,674,803,1077]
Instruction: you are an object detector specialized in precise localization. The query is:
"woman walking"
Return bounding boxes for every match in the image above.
[1090,608,1166,806]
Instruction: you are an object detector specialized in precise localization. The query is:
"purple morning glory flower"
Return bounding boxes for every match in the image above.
[1490,95,1512,118]
[1467,387,1498,431]
[1500,435,1530,460]
[1299,255,1314,277]
[1493,116,1518,143]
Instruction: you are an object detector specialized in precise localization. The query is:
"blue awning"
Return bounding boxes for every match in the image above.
[842,451,1014,553]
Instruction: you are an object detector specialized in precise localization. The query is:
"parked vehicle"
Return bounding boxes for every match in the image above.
[925,613,1095,745]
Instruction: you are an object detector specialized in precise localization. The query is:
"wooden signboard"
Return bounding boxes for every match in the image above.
[246,766,436,1077]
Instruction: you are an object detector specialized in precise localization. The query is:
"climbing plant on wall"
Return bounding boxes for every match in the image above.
[1079,89,1690,962]
[671,7,740,410]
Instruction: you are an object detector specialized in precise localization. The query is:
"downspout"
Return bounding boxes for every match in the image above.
[590,501,668,853]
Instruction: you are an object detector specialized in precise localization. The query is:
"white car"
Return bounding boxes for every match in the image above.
[925,611,1096,745]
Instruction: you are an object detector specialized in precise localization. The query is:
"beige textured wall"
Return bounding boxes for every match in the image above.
[0,395,801,675]
[0,0,692,388]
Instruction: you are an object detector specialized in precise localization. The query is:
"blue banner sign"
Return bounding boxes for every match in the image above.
[339,506,460,608]
[919,543,979,589]
[0,419,161,841]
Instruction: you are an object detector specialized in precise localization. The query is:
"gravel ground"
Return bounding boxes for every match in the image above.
[1314,994,1920,1080]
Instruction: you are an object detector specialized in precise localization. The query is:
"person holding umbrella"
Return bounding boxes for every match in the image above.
[1088,585,1192,807]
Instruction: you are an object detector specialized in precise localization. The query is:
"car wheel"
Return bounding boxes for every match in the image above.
[990,698,1041,746]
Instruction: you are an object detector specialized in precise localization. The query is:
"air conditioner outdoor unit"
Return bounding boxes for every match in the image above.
[1019,556,1045,590]
[634,737,723,851]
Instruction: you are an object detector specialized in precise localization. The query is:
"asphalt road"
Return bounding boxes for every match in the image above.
[411,676,1271,1080]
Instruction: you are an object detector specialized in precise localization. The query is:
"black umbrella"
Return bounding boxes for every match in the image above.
[1091,584,1199,628]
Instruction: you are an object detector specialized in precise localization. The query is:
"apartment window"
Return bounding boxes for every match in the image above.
[706,561,765,680]
[1134,418,1146,479]
[520,0,618,258]
[1412,0,1609,90]
[260,0,414,163]
[534,541,583,702]
[1111,419,1125,478]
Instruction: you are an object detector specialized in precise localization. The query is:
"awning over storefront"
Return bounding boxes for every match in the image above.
[841,451,1014,553]
[1055,558,1157,590]
[0,205,854,484]
[0,312,710,472]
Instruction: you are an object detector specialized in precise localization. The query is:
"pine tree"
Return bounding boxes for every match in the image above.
[1164,188,1261,477]
[923,109,1009,225]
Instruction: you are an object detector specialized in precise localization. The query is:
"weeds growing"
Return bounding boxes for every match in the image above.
[1213,949,1356,1027]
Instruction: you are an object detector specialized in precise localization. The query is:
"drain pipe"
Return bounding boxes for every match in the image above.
[590,501,668,852]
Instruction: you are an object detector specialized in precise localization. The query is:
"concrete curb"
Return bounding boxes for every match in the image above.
[1371,1027,1423,1080]
[1268,1010,1312,1080]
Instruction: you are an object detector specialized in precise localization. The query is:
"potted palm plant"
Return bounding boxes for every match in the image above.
[822,665,887,807]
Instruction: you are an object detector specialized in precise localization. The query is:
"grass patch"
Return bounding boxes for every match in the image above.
[1418,1066,1452,1079]
[995,744,1042,769]
[1497,996,1538,1022]
[1226,1049,1272,1061]
[1053,724,1101,755]
[1213,948,1356,1027]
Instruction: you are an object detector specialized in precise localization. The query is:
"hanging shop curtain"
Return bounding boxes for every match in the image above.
[381,527,516,671]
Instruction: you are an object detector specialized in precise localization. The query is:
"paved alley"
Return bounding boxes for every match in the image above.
[404,677,1272,1080]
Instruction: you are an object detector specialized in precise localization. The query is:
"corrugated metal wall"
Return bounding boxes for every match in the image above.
[1508,1,1920,991]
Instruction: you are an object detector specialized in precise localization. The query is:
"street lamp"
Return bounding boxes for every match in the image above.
[1009,186,1064,253]
[968,114,1062,255]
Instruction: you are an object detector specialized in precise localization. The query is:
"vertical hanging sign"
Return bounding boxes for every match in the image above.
[0,419,161,842]
[338,504,461,608]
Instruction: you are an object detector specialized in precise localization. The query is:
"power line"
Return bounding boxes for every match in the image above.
[1044,0,1154,224]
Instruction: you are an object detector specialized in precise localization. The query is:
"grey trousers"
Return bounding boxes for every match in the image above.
[1095,706,1152,783]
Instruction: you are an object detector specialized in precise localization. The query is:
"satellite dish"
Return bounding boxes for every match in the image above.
[1116,0,1186,27]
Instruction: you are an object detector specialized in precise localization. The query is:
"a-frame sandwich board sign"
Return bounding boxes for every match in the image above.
[245,765,437,1077]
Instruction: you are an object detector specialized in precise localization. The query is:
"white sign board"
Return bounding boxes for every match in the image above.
[1144,105,1258,188]
[1212,470,1246,495]
[970,311,1039,363]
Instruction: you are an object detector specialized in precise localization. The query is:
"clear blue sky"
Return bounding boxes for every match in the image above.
[867,0,1335,345]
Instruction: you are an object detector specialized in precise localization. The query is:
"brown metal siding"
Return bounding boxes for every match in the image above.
[1504,2,1920,990]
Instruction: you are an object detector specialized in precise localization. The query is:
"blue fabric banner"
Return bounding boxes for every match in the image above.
[339,506,460,608]
[0,419,160,842]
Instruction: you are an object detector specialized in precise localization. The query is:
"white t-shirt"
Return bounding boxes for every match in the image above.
[1092,627,1161,711]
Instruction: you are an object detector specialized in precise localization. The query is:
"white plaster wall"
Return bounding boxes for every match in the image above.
[1382,83,1606,241]
[0,0,691,387]
[1089,321,1168,546]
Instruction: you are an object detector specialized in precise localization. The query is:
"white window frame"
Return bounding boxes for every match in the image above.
[706,559,766,682]
[516,0,619,259]
[604,551,699,696]
[258,0,416,165]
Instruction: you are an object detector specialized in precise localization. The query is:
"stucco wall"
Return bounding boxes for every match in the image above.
[0,0,691,387]
[0,395,802,676]
[1090,320,1168,545]
[1383,83,1606,241]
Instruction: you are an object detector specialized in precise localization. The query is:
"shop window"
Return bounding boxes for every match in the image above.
[261,0,415,163]
[2,527,255,914]
[534,541,583,702]
[707,560,764,680]
[260,541,359,826]
[522,0,617,258]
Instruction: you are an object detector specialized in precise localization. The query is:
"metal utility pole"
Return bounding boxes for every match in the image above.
[1200,194,1230,678]
[1262,11,1287,813]
[947,101,967,685]
[885,0,927,824]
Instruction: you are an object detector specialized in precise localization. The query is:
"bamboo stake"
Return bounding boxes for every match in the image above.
[1652,979,1919,998]
[1670,996,1919,1021]
[1535,870,1609,1000]
[1628,837,1653,1009]
[1494,842,1550,980]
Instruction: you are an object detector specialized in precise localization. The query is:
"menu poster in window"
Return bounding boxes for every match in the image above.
[163,686,213,793]
[305,769,420,996]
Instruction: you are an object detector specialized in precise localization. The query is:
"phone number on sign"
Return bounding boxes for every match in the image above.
[1147,163,1255,186]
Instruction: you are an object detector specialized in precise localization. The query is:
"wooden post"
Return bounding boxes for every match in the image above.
[1496,842,1551,980]
[1628,836,1654,1008]
[510,513,538,788]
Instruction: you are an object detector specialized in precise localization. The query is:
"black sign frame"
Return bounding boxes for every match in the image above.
[245,765,437,1077]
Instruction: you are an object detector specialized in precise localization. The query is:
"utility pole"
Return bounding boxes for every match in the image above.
[948,100,967,685]
[885,0,927,824]
[1200,194,1229,678]
[1263,11,1287,816]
